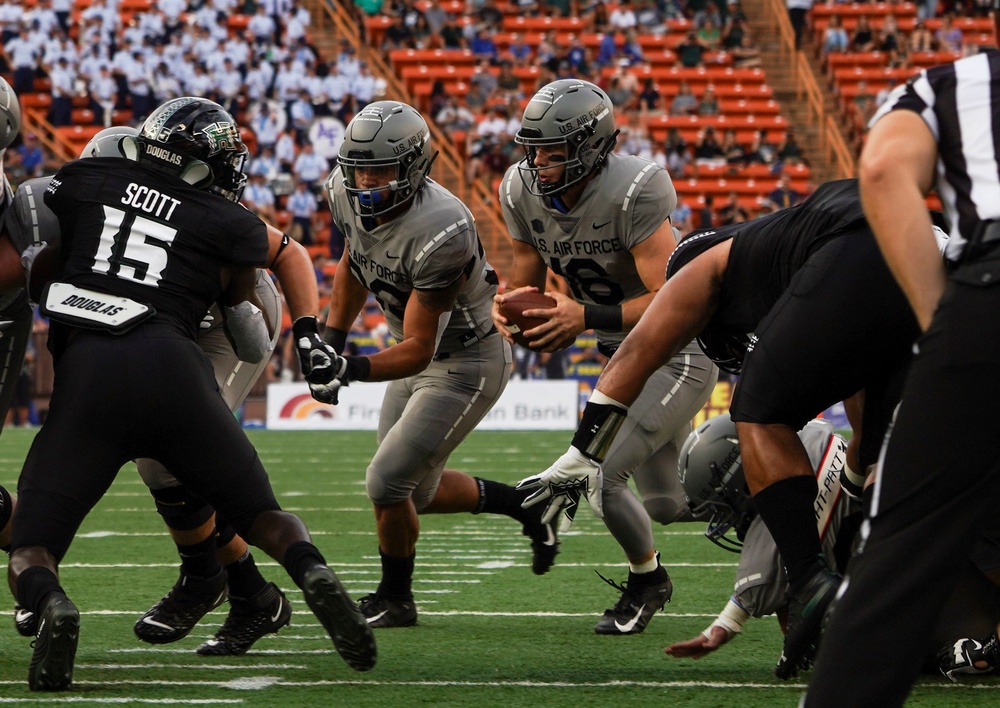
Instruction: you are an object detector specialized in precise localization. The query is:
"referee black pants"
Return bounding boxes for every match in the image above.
[806,255,1000,706]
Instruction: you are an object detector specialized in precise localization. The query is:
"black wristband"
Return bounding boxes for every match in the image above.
[344,355,371,382]
[323,327,349,355]
[584,304,623,332]
[292,315,319,338]
[571,401,627,463]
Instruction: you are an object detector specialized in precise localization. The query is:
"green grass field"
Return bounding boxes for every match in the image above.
[0,428,997,706]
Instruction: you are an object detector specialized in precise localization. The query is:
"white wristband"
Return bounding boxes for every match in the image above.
[703,598,750,639]
[590,389,629,410]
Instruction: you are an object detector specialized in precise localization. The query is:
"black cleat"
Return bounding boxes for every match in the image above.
[358,592,418,628]
[196,583,292,656]
[593,565,673,635]
[14,604,37,637]
[775,562,841,680]
[301,566,377,671]
[28,592,79,691]
[521,503,560,575]
[134,569,228,644]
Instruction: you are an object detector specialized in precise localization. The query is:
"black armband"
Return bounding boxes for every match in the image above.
[270,232,291,268]
[571,401,628,463]
[344,355,371,382]
[584,304,624,332]
[323,326,349,355]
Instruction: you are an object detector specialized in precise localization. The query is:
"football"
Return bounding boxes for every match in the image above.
[499,291,562,349]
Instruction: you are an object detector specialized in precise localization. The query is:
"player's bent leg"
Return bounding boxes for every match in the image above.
[355,499,419,629]
[245,511,376,671]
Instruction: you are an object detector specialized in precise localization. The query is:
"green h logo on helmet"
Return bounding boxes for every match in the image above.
[201,122,242,156]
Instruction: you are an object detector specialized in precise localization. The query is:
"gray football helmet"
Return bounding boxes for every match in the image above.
[79,125,139,159]
[515,79,619,197]
[135,97,249,202]
[336,101,437,217]
[0,76,20,151]
[678,413,756,552]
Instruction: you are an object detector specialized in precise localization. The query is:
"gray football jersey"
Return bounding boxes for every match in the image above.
[327,173,498,354]
[499,153,677,348]
[733,419,860,617]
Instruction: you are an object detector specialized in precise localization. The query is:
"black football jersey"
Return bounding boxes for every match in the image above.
[666,179,868,368]
[44,158,268,336]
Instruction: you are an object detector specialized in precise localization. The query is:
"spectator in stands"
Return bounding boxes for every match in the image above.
[470,27,498,60]
[47,55,74,127]
[29,0,60,40]
[665,126,691,176]
[850,14,876,52]
[477,0,504,31]
[410,14,434,48]
[249,145,281,181]
[465,73,492,111]
[731,33,763,68]
[150,61,182,104]
[672,196,694,234]
[717,190,750,224]
[252,104,282,152]
[440,17,465,49]
[466,137,512,189]
[698,85,720,116]
[292,142,329,192]
[248,4,277,46]
[936,12,964,53]
[350,61,384,107]
[505,33,533,66]
[606,74,635,111]
[748,128,777,164]
[610,0,638,30]
[287,181,318,246]
[428,78,449,118]
[5,26,41,96]
[909,19,937,53]
[697,18,723,50]
[637,77,663,114]
[0,3,21,45]
[213,57,243,114]
[242,173,278,224]
[722,15,748,50]
[775,129,806,166]
[588,1,612,33]
[13,133,44,180]
[289,89,316,139]
[722,128,748,168]
[697,193,715,228]
[676,31,707,68]
[786,0,812,50]
[669,80,699,115]
[764,172,802,211]
[435,94,476,135]
[875,77,897,109]
[621,28,646,65]
[822,14,850,55]
[275,127,298,173]
[423,0,449,35]
[382,14,413,51]
[87,64,119,128]
[636,0,667,35]
[595,32,618,68]
[496,61,522,99]
[695,126,725,162]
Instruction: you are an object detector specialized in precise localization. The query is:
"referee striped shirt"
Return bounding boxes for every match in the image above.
[870,50,1000,263]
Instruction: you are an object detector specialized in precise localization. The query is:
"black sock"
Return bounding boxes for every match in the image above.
[0,484,11,553]
[473,477,530,523]
[752,475,822,588]
[283,541,327,588]
[226,550,268,600]
[16,566,64,617]
[177,535,221,579]
[376,548,415,599]
[628,563,668,586]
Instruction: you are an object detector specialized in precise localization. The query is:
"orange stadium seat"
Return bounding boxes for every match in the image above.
[810,2,918,21]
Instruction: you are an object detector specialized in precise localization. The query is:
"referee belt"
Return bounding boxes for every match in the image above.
[972,219,1000,246]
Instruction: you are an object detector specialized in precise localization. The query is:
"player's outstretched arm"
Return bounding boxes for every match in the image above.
[265,224,319,322]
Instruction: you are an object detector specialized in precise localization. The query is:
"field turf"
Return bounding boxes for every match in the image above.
[0,428,997,706]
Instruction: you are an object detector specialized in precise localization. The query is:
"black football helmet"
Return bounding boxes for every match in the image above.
[678,414,757,552]
[135,97,249,202]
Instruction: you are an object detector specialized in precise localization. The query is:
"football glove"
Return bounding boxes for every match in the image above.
[293,316,337,385]
[938,635,1000,682]
[308,355,348,406]
[517,446,603,531]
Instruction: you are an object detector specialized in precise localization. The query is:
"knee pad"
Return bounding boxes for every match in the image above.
[150,485,214,531]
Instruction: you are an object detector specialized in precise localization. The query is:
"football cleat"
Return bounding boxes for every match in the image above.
[775,560,841,680]
[521,501,560,575]
[28,592,79,691]
[357,592,418,628]
[301,565,377,671]
[938,634,1000,682]
[134,569,228,644]
[14,604,37,637]
[593,565,673,635]
[196,583,292,656]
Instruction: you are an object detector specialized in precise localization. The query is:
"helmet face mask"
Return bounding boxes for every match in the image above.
[515,79,619,198]
[679,414,757,552]
[136,97,250,202]
[336,101,437,218]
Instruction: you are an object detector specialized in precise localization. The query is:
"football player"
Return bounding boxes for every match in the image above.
[520,178,925,676]
[5,97,375,691]
[1,126,325,658]
[308,101,557,629]
[494,79,717,635]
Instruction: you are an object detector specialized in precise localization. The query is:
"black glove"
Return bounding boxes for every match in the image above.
[293,316,337,384]
[307,354,371,406]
